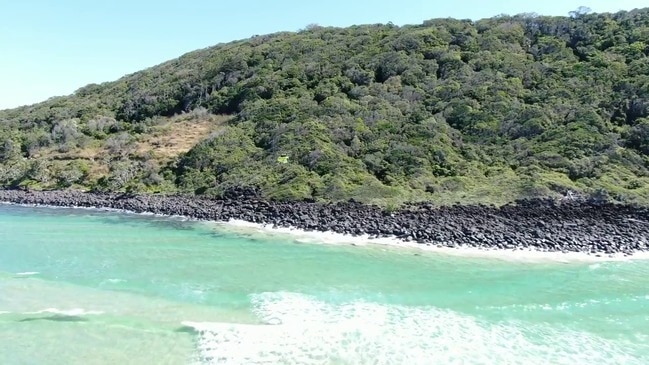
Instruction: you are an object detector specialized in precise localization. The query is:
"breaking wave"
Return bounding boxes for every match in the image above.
[15,272,39,276]
[26,308,105,316]
[183,291,647,365]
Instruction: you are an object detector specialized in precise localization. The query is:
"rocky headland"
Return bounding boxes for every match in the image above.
[1,188,648,256]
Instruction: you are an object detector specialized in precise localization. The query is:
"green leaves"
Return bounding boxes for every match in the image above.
[3,8,649,204]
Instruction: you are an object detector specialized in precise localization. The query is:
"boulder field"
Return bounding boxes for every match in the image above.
[1,188,648,256]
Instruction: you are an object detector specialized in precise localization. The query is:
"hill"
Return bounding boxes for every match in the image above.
[1,8,649,206]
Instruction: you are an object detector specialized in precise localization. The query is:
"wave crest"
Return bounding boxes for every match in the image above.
[185,292,647,364]
[15,272,39,276]
[27,308,104,316]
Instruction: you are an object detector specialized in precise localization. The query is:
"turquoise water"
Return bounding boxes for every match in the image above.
[0,204,648,364]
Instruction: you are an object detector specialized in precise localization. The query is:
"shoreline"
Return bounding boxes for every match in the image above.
[218,219,649,263]
[3,201,647,263]
[1,189,648,258]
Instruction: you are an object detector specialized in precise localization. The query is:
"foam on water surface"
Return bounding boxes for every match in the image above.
[222,219,649,263]
[105,278,126,283]
[2,203,649,365]
[185,291,648,365]
[26,308,105,316]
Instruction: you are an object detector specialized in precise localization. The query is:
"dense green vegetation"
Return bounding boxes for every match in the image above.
[1,8,649,205]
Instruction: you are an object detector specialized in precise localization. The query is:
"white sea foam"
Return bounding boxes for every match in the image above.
[184,291,647,365]
[26,308,105,316]
[223,219,649,263]
[15,272,39,276]
[476,296,649,312]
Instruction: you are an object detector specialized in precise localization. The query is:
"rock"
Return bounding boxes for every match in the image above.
[0,189,647,256]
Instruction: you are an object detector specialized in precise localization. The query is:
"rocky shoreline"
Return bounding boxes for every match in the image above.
[1,188,648,256]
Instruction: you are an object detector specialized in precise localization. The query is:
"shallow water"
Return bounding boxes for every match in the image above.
[0,204,648,364]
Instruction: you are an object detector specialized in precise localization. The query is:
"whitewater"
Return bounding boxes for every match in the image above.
[1,204,648,364]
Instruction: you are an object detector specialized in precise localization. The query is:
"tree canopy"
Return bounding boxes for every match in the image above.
[1,8,649,205]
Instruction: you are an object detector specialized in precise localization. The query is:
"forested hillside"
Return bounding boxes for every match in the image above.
[1,8,649,205]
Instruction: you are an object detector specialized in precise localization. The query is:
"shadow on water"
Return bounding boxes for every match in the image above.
[174,325,198,334]
[18,315,88,323]
[96,215,199,231]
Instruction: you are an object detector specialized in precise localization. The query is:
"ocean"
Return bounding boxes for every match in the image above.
[0,204,648,364]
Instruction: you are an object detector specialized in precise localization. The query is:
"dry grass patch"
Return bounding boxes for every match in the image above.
[24,113,232,186]
[136,114,231,161]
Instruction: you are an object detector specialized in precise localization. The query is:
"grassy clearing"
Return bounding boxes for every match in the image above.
[135,114,230,161]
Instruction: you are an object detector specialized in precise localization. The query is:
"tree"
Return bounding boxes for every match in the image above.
[1,8,649,205]
[569,6,592,18]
